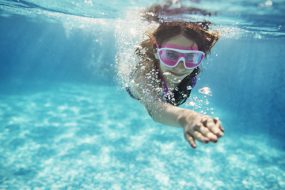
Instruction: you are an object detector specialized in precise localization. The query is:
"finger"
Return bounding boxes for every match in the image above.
[193,123,204,133]
[198,124,218,142]
[194,124,211,141]
[201,117,208,125]
[202,117,216,130]
[195,127,217,142]
[205,119,223,138]
[187,124,209,143]
[219,124,224,133]
[194,126,213,143]
[193,131,209,143]
[212,123,224,137]
[192,120,214,142]
[211,126,223,137]
[184,133,196,148]
[206,132,218,142]
[199,125,211,137]
[214,118,224,132]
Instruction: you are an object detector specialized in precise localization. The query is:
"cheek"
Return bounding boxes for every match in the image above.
[159,62,172,71]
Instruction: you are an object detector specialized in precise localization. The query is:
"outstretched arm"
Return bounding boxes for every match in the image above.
[129,66,224,148]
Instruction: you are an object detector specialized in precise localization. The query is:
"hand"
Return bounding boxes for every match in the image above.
[180,112,224,148]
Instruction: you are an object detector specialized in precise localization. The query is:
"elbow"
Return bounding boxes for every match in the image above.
[146,107,156,121]
[142,99,167,123]
[145,106,162,123]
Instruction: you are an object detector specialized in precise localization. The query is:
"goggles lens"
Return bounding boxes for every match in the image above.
[157,48,205,69]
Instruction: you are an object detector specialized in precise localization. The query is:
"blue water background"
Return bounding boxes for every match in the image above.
[0,0,285,189]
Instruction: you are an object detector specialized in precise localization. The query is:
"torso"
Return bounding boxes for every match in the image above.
[129,58,199,106]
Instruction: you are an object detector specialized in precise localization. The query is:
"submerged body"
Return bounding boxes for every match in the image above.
[127,23,224,148]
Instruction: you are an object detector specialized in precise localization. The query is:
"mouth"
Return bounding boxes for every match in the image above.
[170,71,189,77]
[162,71,190,78]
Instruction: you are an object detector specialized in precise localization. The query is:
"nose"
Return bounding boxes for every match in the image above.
[176,60,186,71]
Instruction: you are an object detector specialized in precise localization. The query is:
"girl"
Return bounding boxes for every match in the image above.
[126,21,224,149]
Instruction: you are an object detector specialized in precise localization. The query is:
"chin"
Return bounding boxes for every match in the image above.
[169,77,184,84]
[168,73,188,83]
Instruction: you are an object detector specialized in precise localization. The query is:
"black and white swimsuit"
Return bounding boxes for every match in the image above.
[126,68,200,106]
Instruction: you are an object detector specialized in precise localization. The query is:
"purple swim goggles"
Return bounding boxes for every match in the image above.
[156,44,205,69]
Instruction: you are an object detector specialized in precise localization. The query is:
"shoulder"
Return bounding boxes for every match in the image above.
[132,40,160,82]
[128,55,162,101]
[131,58,160,88]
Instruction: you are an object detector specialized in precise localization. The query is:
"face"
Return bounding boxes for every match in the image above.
[157,34,199,83]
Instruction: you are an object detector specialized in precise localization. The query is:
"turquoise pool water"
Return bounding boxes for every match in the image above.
[0,83,283,189]
[0,0,285,189]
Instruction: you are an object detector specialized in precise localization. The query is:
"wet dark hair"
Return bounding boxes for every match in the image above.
[137,3,220,58]
[150,21,219,55]
[135,21,219,66]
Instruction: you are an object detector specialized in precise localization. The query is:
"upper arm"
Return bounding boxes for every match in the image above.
[127,61,186,126]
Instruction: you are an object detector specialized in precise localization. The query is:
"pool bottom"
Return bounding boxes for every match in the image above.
[0,83,284,190]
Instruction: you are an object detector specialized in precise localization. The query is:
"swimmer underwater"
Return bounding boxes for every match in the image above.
[126,4,224,149]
